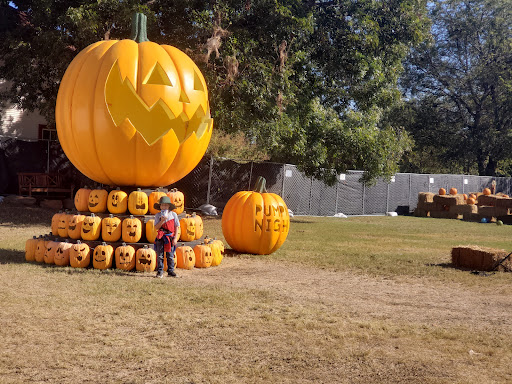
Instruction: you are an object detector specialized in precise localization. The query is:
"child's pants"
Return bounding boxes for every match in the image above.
[155,240,175,274]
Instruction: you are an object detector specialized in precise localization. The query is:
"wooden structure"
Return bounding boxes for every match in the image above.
[18,173,74,198]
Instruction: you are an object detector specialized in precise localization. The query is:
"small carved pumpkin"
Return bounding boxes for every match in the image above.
[128,188,148,215]
[136,245,156,272]
[148,191,167,215]
[25,236,39,262]
[179,214,196,242]
[207,239,224,267]
[191,213,203,239]
[168,189,185,214]
[70,241,91,268]
[58,213,71,238]
[35,238,49,263]
[68,214,86,239]
[81,214,102,241]
[44,241,60,264]
[51,211,64,236]
[145,219,157,243]
[93,242,114,270]
[122,215,142,243]
[74,188,91,211]
[108,188,128,214]
[54,241,72,266]
[176,245,195,269]
[115,243,136,271]
[102,214,122,242]
[222,176,290,255]
[88,189,108,213]
[193,244,212,268]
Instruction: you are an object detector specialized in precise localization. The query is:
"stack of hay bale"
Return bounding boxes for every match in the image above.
[467,194,512,222]
[415,192,473,219]
[452,245,511,272]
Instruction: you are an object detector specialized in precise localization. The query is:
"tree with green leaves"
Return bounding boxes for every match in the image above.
[0,0,428,185]
[399,0,512,176]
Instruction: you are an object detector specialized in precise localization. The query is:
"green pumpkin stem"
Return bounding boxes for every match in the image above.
[253,176,268,193]
[130,13,149,43]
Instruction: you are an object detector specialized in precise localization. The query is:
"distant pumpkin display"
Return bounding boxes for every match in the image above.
[108,188,128,214]
[222,176,290,255]
[54,13,213,188]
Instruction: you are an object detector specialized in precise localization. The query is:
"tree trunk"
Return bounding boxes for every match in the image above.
[485,156,497,176]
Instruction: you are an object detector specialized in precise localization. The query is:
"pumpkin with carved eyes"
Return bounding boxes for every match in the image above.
[122,215,142,243]
[148,190,167,215]
[25,236,38,262]
[81,214,102,241]
[191,213,203,239]
[167,189,185,214]
[88,189,108,213]
[115,243,136,271]
[193,244,213,268]
[74,188,91,211]
[93,242,114,270]
[68,214,86,239]
[179,214,195,242]
[51,211,64,236]
[206,239,224,267]
[57,213,71,238]
[44,241,60,264]
[35,238,49,263]
[102,214,122,242]
[54,241,72,266]
[70,241,91,268]
[222,176,290,255]
[55,13,213,188]
[128,188,148,215]
[108,188,128,214]
[136,245,156,272]
[176,245,195,269]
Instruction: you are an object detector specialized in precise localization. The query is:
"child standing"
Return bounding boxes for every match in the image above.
[154,196,180,278]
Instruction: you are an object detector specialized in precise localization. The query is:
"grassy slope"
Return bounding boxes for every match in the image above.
[0,206,511,383]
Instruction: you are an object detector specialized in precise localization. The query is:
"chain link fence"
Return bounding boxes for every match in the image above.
[174,158,512,216]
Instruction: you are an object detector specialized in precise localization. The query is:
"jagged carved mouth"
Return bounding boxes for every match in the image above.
[105,61,212,146]
[129,231,136,237]
[68,225,76,231]
[138,258,151,265]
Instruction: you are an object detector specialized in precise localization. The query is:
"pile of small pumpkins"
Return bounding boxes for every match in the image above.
[24,187,224,272]
[439,187,509,205]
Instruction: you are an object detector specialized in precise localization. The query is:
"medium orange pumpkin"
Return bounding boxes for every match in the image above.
[483,188,491,195]
[70,241,91,268]
[51,211,64,236]
[54,241,72,266]
[107,188,128,214]
[35,238,49,263]
[102,214,122,242]
[449,187,457,195]
[57,213,71,238]
[145,219,157,243]
[467,197,476,205]
[222,176,290,255]
[25,236,39,262]
[179,214,196,241]
[128,188,148,215]
[438,188,446,195]
[192,213,203,239]
[81,214,102,241]
[122,215,142,243]
[168,189,185,214]
[136,245,156,272]
[93,242,114,270]
[193,244,213,268]
[68,214,85,239]
[148,190,167,215]
[115,243,136,271]
[176,245,195,269]
[88,188,108,213]
[44,241,60,264]
[74,188,91,211]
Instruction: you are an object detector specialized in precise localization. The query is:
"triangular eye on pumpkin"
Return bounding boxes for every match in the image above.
[122,215,142,243]
[136,245,156,272]
[70,241,90,268]
[88,189,108,213]
[54,241,72,267]
[44,241,59,265]
[143,62,173,86]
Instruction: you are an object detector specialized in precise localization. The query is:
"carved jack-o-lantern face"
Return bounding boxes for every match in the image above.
[70,241,91,268]
[81,214,102,241]
[168,189,185,215]
[179,215,195,242]
[54,242,72,266]
[44,241,60,264]
[128,189,148,215]
[88,189,108,213]
[68,214,85,240]
[115,244,136,271]
[191,213,203,240]
[108,189,128,214]
[35,239,49,263]
[149,191,167,215]
[208,240,224,267]
[136,246,156,272]
[176,245,195,270]
[122,216,142,243]
[102,215,122,242]
[55,13,213,188]
[93,243,113,270]
[193,244,212,268]
[58,214,71,238]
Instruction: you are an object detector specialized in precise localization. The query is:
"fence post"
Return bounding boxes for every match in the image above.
[335,181,339,215]
[386,181,390,213]
[362,183,366,215]
[408,174,412,211]
[206,156,214,205]
[308,177,313,215]
[281,164,286,197]
[248,161,254,190]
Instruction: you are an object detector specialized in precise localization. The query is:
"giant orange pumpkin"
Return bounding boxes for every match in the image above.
[55,13,213,187]
[222,176,290,255]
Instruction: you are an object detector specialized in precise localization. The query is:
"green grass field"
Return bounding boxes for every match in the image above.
[1,205,511,383]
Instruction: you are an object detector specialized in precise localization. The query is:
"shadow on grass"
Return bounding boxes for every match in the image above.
[0,206,54,227]
[0,248,26,264]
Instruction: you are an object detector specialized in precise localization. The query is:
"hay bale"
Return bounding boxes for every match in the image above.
[430,210,461,219]
[417,201,443,211]
[418,192,435,204]
[477,194,496,206]
[414,208,429,217]
[452,245,511,271]
[433,194,465,206]
[449,204,478,215]
[478,206,509,218]
[495,197,512,209]
[462,213,483,222]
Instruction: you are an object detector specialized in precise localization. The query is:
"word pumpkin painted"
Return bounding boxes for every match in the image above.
[55,13,213,187]
[222,177,290,255]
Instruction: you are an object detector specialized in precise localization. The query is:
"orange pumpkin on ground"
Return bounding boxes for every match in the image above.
[194,244,213,268]
[25,236,38,262]
[136,245,156,272]
[115,243,136,271]
[93,242,114,270]
[54,241,72,267]
[176,245,195,269]
[70,241,91,268]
